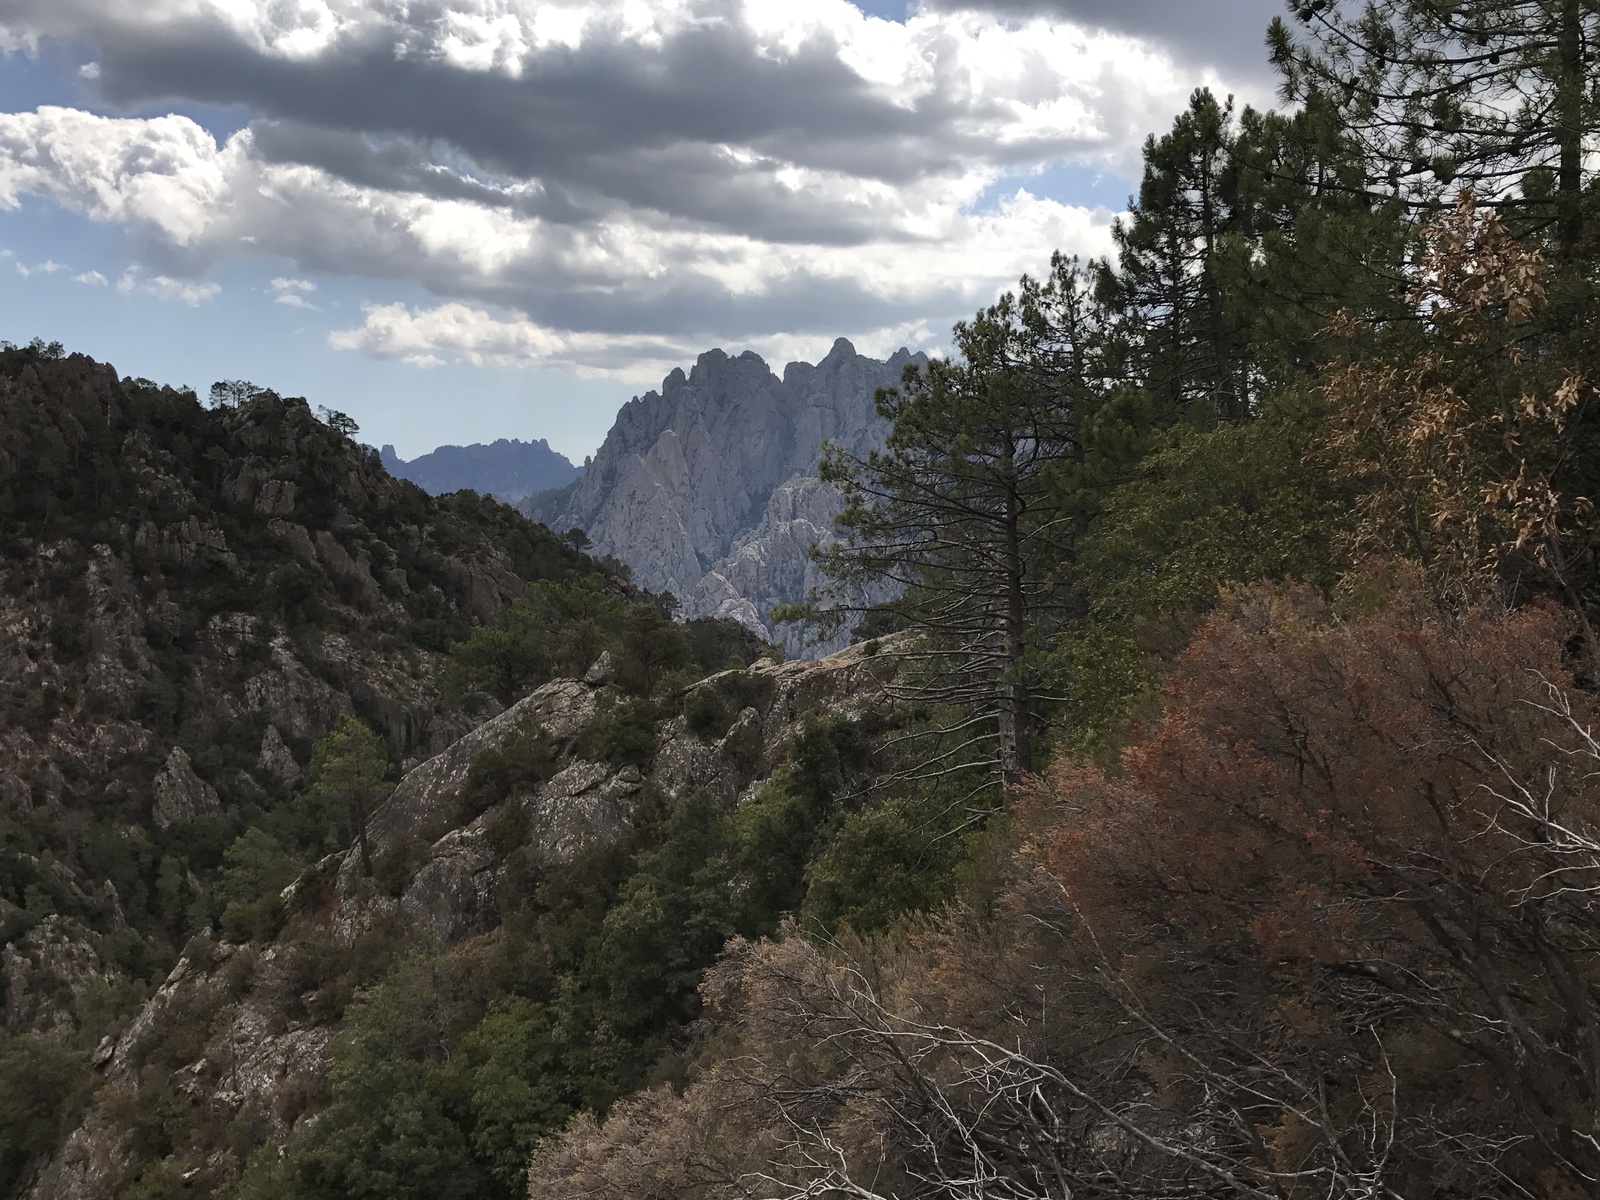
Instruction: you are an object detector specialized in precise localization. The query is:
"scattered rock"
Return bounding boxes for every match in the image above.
[2,915,110,1036]
[256,479,297,514]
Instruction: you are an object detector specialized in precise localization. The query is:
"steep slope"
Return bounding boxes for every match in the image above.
[0,344,619,1067]
[0,340,910,1200]
[20,640,904,1200]
[532,338,920,655]
[379,438,579,503]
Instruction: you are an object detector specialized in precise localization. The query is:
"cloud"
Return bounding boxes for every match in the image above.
[117,265,221,305]
[10,256,64,277]
[270,275,317,307]
[74,269,108,285]
[328,301,684,374]
[0,0,1269,371]
[915,0,1287,77]
[0,106,229,247]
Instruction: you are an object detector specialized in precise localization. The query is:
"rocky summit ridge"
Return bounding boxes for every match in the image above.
[532,339,921,656]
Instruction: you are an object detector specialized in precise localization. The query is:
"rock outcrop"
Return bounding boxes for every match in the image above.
[150,748,221,828]
[0,347,610,934]
[536,339,920,655]
[21,639,905,1199]
[2,915,115,1037]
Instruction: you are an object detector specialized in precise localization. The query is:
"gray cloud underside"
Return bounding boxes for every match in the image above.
[0,0,1243,370]
[84,15,1097,245]
[249,118,959,248]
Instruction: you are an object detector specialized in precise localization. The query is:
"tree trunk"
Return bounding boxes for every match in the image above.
[1199,144,1234,424]
[997,475,1032,786]
[1556,0,1585,254]
[350,795,372,876]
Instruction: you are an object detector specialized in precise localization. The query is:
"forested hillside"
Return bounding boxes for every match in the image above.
[5,0,1600,1197]
[0,351,779,1197]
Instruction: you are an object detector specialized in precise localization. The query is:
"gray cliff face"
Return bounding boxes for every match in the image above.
[551,339,919,651]
[694,475,855,659]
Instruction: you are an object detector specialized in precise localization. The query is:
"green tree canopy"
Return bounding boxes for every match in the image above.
[308,716,393,876]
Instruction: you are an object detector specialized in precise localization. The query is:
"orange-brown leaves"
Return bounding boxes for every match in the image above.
[1320,192,1594,606]
[530,584,1600,1199]
[1031,586,1583,976]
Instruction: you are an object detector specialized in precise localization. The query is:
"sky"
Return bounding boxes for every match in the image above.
[0,0,1284,461]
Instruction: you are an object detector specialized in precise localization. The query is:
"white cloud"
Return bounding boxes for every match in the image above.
[329,302,689,378]
[0,107,230,247]
[270,275,317,307]
[73,269,108,285]
[0,1,1265,373]
[117,266,221,305]
[11,257,65,277]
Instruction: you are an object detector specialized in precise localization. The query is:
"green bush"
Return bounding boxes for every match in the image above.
[580,698,658,771]
[574,790,737,1041]
[684,670,776,740]
[683,616,770,675]
[458,721,556,825]
[683,686,730,738]
[221,893,286,944]
[612,605,690,696]
[216,830,299,944]
[484,797,527,857]
[372,838,423,899]
[0,1034,92,1196]
[440,601,556,709]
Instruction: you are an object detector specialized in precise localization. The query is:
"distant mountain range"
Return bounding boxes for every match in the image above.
[380,437,580,503]
[378,342,910,657]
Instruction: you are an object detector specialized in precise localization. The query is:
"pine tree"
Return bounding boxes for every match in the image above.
[1097,89,1258,424]
[1271,0,1600,255]
[812,260,1128,783]
[308,716,394,876]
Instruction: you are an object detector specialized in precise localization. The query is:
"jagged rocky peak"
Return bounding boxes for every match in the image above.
[543,338,922,654]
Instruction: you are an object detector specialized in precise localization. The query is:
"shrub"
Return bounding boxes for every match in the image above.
[484,797,527,857]
[684,670,776,740]
[683,616,770,675]
[372,837,423,899]
[440,601,556,709]
[458,720,556,825]
[0,1034,92,1196]
[580,699,658,771]
[216,830,299,944]
[683,686,730,738]
[613,605,690,696]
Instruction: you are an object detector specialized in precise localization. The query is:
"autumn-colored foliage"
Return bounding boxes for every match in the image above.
[530,583,1600,1199]
[1029,583,1600,1194]
[1323,192,1596,643]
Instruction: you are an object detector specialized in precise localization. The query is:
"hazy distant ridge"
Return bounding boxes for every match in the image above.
[381,438,580,502]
